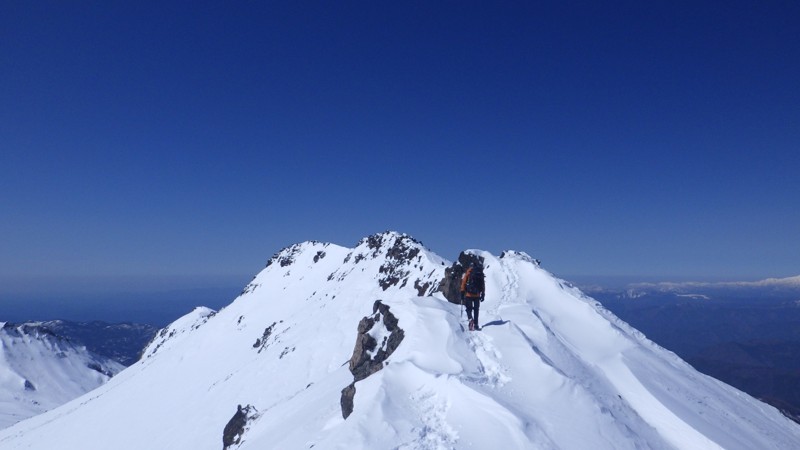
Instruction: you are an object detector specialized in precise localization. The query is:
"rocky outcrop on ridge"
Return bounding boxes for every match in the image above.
[439,251,485,304]
[341,300,404,419]
[222,404,258,450]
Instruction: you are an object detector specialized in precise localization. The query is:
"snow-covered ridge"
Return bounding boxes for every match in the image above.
[1,231,799,449]
[141,306,216,358]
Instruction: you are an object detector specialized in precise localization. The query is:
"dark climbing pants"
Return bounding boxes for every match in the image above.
[465,297,480,326]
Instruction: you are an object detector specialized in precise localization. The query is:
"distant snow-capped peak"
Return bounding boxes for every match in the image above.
[632,274,800,291]
[0,322,125,429]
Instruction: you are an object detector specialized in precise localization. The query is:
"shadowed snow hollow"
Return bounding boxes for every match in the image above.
[1,231,798,449]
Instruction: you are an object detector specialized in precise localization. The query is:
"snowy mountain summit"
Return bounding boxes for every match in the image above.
[2,231,799,449]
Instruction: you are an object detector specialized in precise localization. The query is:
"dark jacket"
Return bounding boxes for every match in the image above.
[460,267,485,299]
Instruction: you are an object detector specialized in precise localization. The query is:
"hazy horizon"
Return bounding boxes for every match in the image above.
[4,268,797,326]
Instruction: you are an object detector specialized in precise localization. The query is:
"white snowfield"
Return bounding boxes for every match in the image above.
[1,232,799,449]
[0,323,124,429]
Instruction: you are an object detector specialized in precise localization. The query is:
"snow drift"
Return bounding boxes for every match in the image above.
[1,232,799,449]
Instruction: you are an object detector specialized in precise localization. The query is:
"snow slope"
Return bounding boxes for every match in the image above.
[0,322,124,429]
[1,232,798,449]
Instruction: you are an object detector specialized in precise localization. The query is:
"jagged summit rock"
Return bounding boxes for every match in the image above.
[318,231,445,295]
[265,231,425,270]
[2,232,799,449]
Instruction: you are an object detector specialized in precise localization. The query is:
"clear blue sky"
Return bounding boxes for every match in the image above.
[2,1,798,298]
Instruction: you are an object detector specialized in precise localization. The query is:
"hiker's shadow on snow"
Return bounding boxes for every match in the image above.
[482,320,508,328]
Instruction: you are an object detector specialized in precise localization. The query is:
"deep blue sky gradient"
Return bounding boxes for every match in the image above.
[2,1,799,300]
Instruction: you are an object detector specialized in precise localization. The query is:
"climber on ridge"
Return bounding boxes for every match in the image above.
[460,262,485,331]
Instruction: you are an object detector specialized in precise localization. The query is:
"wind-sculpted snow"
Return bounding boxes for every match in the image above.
[1,232,799,449]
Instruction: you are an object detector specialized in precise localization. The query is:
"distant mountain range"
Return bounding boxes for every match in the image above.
[631,275,800,290]
[0,322,126,429]
[580,275,800,301]
[0,320,157,429]
[39,320,158,366]
[587,276,800,424]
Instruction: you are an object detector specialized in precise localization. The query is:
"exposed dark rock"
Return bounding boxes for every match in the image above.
[279,251,297,267]
[373,301,399,331]
[191,313,215,330]
[145,310,215,358]
[24,380,36,391]
[329,232,434,293]
[378,268,405,291]
[340,383,356,420]
[253,322,277,352]
[387,240,420,262]
[439,252,485,304]
[265,241,325,268]
[222,404,257,450]
[341,300,405,419]
[376,234,423,291]
[349,317,379,381]
[364,233,386,255]
[145,327,178,357]
[414,279,434,296]
[239,282,260,297]
[313,251,326,263]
